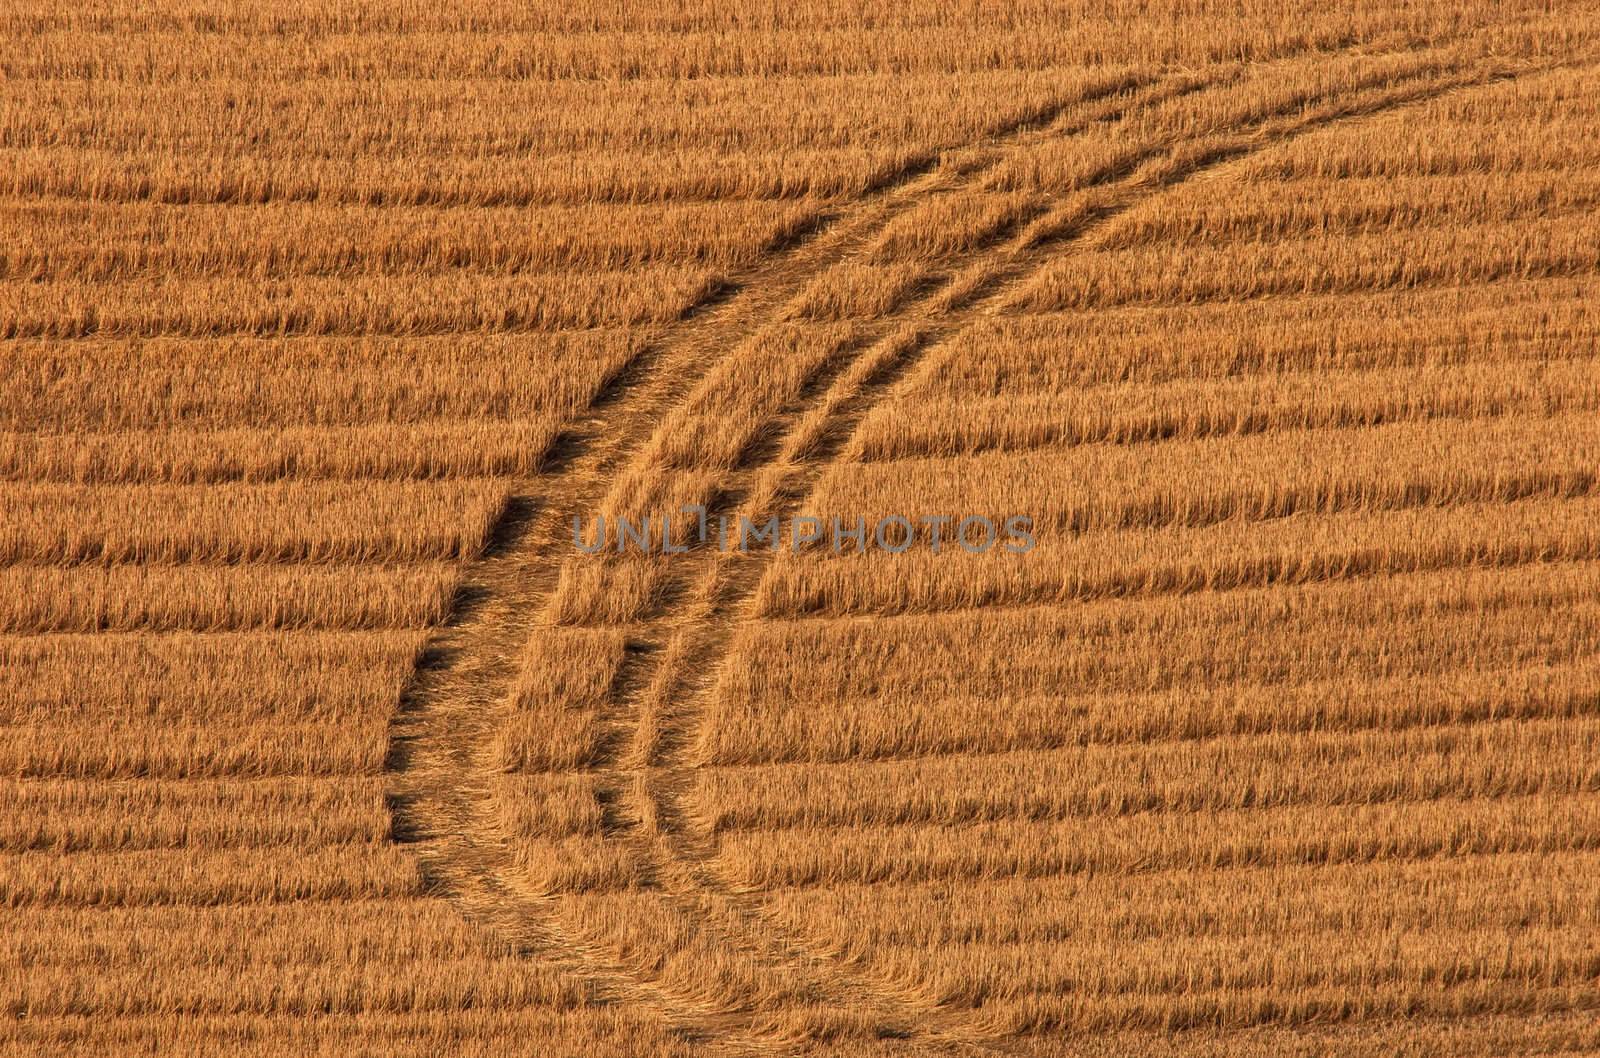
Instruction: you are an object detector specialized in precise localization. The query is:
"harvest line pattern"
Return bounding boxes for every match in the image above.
[8,7,1600,1057]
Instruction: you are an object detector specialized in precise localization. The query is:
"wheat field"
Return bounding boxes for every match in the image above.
[4,2,1600,1056]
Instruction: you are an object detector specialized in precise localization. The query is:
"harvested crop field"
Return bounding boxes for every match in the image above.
[4,3,1600,1056]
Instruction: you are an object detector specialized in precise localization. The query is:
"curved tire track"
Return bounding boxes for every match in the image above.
[387,33,1571,1054]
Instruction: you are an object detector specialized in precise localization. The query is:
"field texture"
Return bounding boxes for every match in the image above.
[5,2,1600,1056]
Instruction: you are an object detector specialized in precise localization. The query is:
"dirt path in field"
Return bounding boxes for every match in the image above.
[389,39,1561,1055]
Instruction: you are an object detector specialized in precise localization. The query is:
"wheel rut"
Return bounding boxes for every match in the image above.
[388,39,1566,1056]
